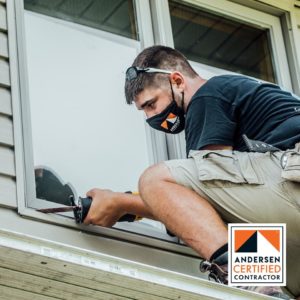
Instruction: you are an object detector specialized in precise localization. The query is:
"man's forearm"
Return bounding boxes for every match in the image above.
[115,192,156,220]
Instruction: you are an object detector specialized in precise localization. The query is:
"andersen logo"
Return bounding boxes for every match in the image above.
[228,224,286,286]
[161,113,180,132]
[235,229,280,253]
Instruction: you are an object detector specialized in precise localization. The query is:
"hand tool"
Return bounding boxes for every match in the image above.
[35,166,175,236]
[37,194,140,224]
[35,166,140,224]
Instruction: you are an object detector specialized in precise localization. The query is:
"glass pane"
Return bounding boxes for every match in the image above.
[169,0,276,82]
[24,0,138,40]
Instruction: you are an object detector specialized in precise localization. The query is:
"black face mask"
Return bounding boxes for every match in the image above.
[146,86,185,134]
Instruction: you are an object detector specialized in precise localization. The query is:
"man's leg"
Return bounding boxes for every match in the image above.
[138,153,298,299]
[138,163,227,260]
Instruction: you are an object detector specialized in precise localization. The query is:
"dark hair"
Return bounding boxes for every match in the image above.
[124,46,198,104]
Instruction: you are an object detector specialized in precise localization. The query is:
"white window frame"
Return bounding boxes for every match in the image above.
[151,0,294,159]
[13,0,198,256]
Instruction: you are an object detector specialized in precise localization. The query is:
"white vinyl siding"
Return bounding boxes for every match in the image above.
[0,175,16,206]
[0,32,9,58]
[0,3,7,31]
[0,87,11,115]
[0,115,13,146]
[0,59,9,87]
[0,1,17,208]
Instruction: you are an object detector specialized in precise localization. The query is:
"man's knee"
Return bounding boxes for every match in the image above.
[138,163,174,196]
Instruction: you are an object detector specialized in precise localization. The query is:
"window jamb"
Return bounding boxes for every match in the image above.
[281,12,300,95]
[134,0,169,164]
[150,0,186,160]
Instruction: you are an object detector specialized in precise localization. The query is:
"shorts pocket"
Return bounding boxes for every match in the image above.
[281,143,300,183]
[189,150,263,185]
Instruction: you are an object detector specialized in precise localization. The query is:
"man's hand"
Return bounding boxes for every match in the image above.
[83,188,126,227]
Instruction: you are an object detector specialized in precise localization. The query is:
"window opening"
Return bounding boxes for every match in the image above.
[169,0,276,82]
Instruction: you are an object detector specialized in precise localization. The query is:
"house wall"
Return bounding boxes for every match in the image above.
[0,0,17,209]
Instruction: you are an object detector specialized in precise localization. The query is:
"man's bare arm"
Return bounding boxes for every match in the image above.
[83,189,155,226]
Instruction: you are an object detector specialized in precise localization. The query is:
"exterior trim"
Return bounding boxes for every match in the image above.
[0,227,271,300]
[7,0,27,209]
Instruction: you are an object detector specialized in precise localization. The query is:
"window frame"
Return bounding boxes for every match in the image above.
[151,0,294,159]
[13,0,197,256]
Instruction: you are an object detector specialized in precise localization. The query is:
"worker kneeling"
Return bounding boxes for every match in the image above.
[84,46,300,299]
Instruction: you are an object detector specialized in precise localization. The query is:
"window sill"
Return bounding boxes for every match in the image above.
[18,202,198,257]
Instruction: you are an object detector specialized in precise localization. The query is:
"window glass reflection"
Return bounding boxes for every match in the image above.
[24,0,138,40]
[169,0,276,82]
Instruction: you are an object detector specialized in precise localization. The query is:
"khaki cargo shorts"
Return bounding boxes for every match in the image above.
[164,149,300,297]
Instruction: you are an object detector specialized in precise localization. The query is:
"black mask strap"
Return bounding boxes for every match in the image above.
[170,80,184,110]
[169,80,175,100]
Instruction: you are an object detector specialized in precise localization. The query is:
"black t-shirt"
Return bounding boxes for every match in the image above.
[185,75,300,155]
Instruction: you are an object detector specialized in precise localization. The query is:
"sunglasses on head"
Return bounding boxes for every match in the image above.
[125,66,172,81]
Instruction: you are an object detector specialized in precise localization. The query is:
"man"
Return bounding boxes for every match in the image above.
[84,46,300,299]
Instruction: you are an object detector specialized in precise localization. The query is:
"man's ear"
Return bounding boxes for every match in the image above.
[170,72,185,92]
